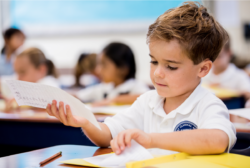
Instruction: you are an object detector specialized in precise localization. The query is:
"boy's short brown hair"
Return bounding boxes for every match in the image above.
[147,1,228,64]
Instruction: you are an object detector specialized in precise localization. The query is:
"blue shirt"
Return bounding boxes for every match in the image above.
[0,53,15,76]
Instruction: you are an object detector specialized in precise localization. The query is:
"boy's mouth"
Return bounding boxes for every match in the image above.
[155,82,167,87]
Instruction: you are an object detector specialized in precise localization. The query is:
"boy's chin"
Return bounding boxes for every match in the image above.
[155,88,174,98]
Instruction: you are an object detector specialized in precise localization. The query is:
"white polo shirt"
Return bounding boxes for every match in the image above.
[76,78,150,102]
[202,64,250,92]
[104,84,236,154]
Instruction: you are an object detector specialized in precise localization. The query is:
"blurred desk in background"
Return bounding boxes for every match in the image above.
[229,108,250,133]
[0,110,112,157]
[202,85,246,109]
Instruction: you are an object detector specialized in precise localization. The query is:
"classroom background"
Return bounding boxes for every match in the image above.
[0,0,249,85]
[0,0,250,165]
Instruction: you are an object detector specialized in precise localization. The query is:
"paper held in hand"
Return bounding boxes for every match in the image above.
[5,80,101,130]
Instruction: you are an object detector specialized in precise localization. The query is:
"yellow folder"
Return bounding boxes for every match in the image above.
[61,152,250,168]
[126,153,250,168]
[61,159,99,167]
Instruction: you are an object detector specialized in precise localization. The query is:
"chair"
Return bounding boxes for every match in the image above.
[230,132,250,156]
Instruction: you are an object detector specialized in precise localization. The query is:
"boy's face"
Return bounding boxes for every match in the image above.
[149,39,203,98]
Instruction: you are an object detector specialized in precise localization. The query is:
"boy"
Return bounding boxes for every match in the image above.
[46,2,236,155]
[202,39,250,93]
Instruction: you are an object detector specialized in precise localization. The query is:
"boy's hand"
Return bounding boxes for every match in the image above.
[110,129,152,155]
[46,100,89,128]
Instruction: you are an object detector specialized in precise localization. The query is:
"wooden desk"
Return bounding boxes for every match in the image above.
[0,110,112,157]
[0,145,112,168]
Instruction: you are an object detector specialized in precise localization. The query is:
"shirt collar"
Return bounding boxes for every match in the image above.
[174,84,209,115]
[148,84,210,117]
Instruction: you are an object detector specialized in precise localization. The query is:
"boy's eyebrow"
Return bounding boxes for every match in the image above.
[149,54,181,64]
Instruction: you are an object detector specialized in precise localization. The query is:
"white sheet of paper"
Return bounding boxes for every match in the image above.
[5,80,101,130]
[229,108,250,120]
[84,140,153,168]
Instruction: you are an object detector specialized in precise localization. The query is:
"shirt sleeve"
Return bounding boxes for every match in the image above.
[104,95,146,139]
[198,97,237,152]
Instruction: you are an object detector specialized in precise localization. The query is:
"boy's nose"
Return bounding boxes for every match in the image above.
[154,66,165,78]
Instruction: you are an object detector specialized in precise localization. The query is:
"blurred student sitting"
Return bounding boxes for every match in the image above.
[74,53,99,88]
[0,28,25,76]
[76,42,150,106]
[14,47,60,88]
[202,40,250,95]
[4,47,59,111]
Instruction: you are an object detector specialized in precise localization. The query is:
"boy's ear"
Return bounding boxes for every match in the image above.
[198,59,212,78]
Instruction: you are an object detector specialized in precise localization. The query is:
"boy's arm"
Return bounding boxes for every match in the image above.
[82,122,112,147]
[150,129,229,154]
[46,100,112,147]
[111,129,229,155]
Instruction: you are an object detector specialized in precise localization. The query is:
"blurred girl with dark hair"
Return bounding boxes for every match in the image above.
[76,42,149,106]
[14,47,60,88]
[0,28,25,76]
[74,53,99,88]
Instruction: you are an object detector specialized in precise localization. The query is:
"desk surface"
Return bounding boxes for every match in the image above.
[0,145,112,168]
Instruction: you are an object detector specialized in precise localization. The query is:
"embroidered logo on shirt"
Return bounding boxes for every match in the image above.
[174,120,198,132]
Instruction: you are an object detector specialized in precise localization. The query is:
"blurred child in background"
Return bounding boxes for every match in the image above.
[202,40,250,94]
[74,53,99,88]
[4,47,59,111]
[0,28,25,76]
[14,47,60,88]
[76,42,150,106]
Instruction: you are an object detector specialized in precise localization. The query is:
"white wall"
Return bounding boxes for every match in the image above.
[2,0,249,86]
[213,1,250,59]
[23,32,152,84]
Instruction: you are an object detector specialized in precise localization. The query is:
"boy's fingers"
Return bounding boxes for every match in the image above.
[124,132,132,147]
[65,105,74,124]
[112,138,121,155]
[46,104,53,116]
[110,140,115,152]
[58,102,67,124]
[117,132,125,151]
[51,100,57,114]
[51,100,61,120]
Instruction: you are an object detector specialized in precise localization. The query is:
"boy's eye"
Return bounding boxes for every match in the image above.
[167,65,178,70]
[150,61,158,65]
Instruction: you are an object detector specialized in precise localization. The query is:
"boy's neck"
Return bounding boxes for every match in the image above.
[163,84,198,114]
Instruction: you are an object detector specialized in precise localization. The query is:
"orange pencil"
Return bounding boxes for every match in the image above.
[39,151,62,166]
